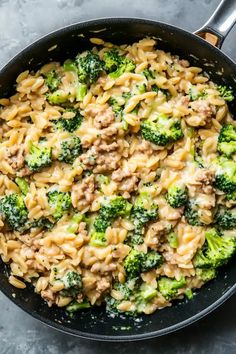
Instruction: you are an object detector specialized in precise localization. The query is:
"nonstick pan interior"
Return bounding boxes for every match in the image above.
[0,18,235,341]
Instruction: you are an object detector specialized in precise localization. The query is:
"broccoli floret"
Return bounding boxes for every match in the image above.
[93,216,109,234]
[106,278,158,315]
[108,96,129,129]
[105,296,122,315]
[151,84,169,97]
[218,141,236,158]
[143,68,155,80]
[46,84,84,104]
[94,197,132,233]
[194,228,236,268]
[141,250,163,272]
[226,190,236,201]
[105,278,139,315]
[196,268,217,282]
[96,174,110,187]
[128,200,158,246]
[58,136,82,164]
[109,91,141,120]
[105,296,133,316]
[217,124,236,157]
[124,249,144,279]
[193,249,213,268]
[184,201,203,226]
[44,70,61,92]
[103,49,135,79]
[189,85,207,101]
[25,143,52,172]
[218,124,236,143]
[15,177,29,195]
[54,109,83,132]
[62,271,82,289]
[218,85,234,102]
[61,271,82,297]
[138,283,158,301]
[194,150,205,168]
[105,277,139,315]
[0,193,28,230]
[216,208,236,230]
[135,190,158,212]
[63,61,88,102]
[134,283,158,313]
[113,280,135,300]
[48,191,72,220]
[158,277,186,300]
[130,205,158,245]
[126,224,144,245]
[76,51,104,85]
[215,159,236,193]
[108,97,123,117]
[124,249,162,279]
[90,231,107,247]
[30,217,54,230]
[46,90,69,105]
[189,137,204,167]
[66,299,91,313]
[140,114,183,146]
[128,191,158,246]
[166,185,188,208]
[103,49,120,72]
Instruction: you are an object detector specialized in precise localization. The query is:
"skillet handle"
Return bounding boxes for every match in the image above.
[194,0,236,48]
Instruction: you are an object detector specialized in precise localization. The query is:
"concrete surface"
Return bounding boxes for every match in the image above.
[0,0,235,353]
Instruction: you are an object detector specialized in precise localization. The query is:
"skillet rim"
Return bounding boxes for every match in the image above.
[1,16,236,74]
[0,16,235,341]
[1,281,236,341]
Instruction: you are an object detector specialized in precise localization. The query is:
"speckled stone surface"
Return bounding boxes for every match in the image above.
[0,0,235,353]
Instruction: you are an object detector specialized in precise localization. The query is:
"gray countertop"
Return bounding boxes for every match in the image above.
[0,0,235,353]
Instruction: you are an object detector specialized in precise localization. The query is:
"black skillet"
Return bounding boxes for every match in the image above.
[0,0,236,342]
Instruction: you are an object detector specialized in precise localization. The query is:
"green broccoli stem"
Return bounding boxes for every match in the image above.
[66,299,91,313]
[103,48,135,79]
[15,177,29,195]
